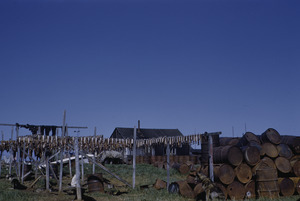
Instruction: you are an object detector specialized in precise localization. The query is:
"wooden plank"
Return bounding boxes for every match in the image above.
[29,175,42,188]
[167,139,170,188]
[58,110,66,192]
[46,152,50,191]
[208,134,214,182]
[133,126,136,189]
[74,137,82,200]
[21,142,25,184]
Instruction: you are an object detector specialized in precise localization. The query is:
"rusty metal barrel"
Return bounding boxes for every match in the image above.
[214,164,235,185]
[87,173,104,193]
[213,146,243,166]
[277,144,293,159]
[256,167,279,198]
[275,157,292,174]
[235,163,252,184]
[278,178,295,196]
[281,136,300,154]
[291,160,300,177]
[261,142,278,158]
[261,128,281,145]
[242,146,260,166]
[238,132,261,147]
[226,181,245,200]
[245,180,255,199]
[297,179,300,194]
[201,134,220,165]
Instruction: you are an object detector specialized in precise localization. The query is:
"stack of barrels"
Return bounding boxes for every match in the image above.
[199,128,300,200]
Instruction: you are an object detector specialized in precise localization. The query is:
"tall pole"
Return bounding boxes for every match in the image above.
[21,142,25,184]
[0,131,3,177]
[46,149,50,191]
[93,127,96,174]
[59,110,66,192]
[132,126,136,189]
[166,139,170,188]
[208,134,214,182]
[75,137,82,200]
[16,126,21,180]
[9,127,13,175]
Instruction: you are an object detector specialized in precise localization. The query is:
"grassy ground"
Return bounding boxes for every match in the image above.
[0,163,299,201]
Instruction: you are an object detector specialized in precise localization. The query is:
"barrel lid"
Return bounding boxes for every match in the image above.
[264,128,281,145]
[275,157,292,173]
[244,132,261,144]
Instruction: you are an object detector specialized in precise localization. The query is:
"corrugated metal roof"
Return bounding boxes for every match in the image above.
[110,127,183,139]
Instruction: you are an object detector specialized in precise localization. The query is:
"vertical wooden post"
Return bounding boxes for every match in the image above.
[68,151,72,178]
[0,131,3,178]
[21,142,25,184]
[59,110,66,192]
[166,139,170,188]
[16,126,21,179]
[93,127,96,174]
[74,137,82,200]
[81,146,84,182]
[208,134,214,182]
[46,150,50,191]
[8,126,13,176]
[132,126,136,189]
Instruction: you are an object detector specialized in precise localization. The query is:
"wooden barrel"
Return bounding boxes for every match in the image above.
[277,144,293,159]
[235,163,252,184]
[256,167,279,198]
[245,180,255,199]
[275,157,292,174]
[238,132,261,147]
[281,136,300,154]
[219,137,240,146]
[278,178,295,196]
[292,160,300,177]
[243,146,260,166]
[213,146,243,166]
[87,173,104,193]
[261,128,281,145]
[226,181,245,200]
[215,164,235,185]
[248,141,265,156]
[261,142,278,158]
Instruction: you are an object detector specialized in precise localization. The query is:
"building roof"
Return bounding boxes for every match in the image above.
[110,127,183,139]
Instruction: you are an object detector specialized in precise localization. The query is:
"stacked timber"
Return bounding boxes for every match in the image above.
[198,128,300,200]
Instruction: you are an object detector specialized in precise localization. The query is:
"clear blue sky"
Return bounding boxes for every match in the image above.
[0,0,299,139]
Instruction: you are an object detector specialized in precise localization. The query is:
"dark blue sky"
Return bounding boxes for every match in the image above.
[1,0,299,139]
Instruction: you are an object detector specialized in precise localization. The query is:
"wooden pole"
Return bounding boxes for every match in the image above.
[74,137,82,200]
[59,110,66,192]
[133,126,136,189]
[66,126,72,178]
[93,127,96,174]
[16,126,21,179]
[208,134,214,182]
[46,151,50,191]
[0,131,3,177]
[166,139,170,188]
[81,147,84,182]
[21,142,25,184]
[9,126,13,176]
